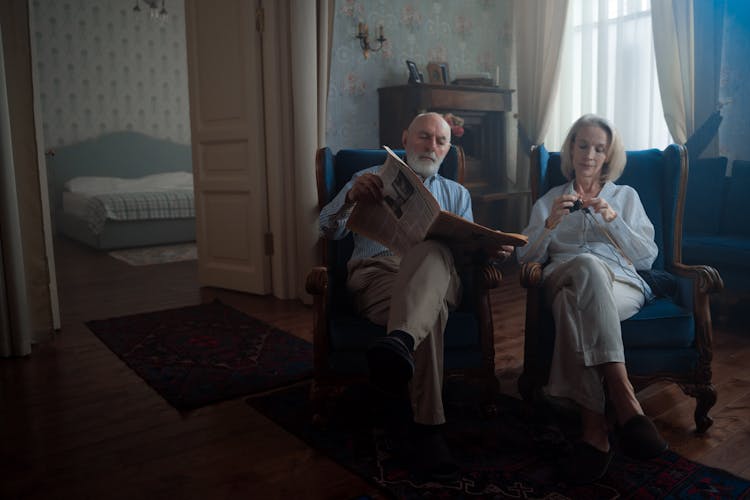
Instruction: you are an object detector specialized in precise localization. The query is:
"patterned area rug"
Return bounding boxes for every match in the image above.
[108,242,197,266]
[248,381,750,499]
[86,301,313,410]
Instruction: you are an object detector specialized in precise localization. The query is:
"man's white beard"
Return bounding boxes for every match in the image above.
[406,151,440,178]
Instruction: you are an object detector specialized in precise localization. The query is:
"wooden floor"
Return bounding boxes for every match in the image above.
[2,237,749,499]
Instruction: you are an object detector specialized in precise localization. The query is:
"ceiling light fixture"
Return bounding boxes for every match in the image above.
[133,0,168,23]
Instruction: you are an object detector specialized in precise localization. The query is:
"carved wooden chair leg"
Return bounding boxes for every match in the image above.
[683,383,717,434]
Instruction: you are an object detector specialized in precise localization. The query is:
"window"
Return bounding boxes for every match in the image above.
[546,0,671,150]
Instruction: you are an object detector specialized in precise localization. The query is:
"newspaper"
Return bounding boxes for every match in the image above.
[346,146,528,256]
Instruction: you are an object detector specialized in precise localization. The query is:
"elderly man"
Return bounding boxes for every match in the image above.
[319,112,512,480]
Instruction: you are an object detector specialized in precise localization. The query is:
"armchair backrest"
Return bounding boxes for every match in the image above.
[530,144,687,271]
[315,146,464,312]
[726,160,750,236]
[684,156,728,236]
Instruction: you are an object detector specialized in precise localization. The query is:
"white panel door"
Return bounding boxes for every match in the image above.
[185,0,270,294]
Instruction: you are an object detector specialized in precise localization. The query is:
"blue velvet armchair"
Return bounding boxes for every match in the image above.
[683,157,750,296]
[518,144,723,433]
[306,146,501,421]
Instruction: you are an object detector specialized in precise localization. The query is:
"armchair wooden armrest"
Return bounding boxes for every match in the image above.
[519,261,544,288]
[478,261,503,289]
[305,266,329,295]
[671,263,724,295]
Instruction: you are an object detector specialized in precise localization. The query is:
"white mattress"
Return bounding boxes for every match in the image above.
[61,172,194,218]
[64,172,194,195]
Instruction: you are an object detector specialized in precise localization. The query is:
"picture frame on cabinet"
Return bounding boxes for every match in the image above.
[406,60,423,84]
[427,61,449,85]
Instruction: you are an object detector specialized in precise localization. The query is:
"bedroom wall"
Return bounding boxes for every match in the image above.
[326,0,515,153]
[30,0,191,148]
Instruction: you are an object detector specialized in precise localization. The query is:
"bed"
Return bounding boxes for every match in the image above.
[46,131,196,250]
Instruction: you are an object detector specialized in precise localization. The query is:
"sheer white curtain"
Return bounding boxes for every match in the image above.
[652,0,694,144]
[546,0,671,150]
[262,0,333,302]
[512,0,569,229]
[513,0,569,182]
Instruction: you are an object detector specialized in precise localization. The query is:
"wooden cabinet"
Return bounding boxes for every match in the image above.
[378,84,527,229]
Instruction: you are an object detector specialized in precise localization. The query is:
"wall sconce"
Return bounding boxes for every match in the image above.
[133,0,168,22]
[356,22,386,59]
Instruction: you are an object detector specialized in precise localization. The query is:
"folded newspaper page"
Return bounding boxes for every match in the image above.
[427,211,527,255]
[346,146,527,256]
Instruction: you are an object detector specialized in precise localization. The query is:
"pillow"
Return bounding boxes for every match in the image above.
[130,172,194,190]
[64,176,123,195]
[64,172,193,195]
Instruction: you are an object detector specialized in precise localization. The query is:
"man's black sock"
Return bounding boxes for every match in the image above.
[390,329,415,352]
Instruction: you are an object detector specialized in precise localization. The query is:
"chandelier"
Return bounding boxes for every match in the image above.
[133,0,168,22]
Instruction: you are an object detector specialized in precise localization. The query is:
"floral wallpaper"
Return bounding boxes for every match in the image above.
[326,0,514,152]
[719,1,750,165]
[28,0,513,155]
[29,0,191,148]
[28,1,745,166]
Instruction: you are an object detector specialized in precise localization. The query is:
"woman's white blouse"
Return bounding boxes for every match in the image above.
[516,180,658,297]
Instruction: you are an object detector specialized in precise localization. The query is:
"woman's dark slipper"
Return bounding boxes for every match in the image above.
[563,441,613,485]
[618,414,668,459]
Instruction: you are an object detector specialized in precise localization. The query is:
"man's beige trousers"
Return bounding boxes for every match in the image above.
[347,240,461,425]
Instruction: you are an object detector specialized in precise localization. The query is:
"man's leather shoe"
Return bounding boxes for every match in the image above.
[367,335,414,395]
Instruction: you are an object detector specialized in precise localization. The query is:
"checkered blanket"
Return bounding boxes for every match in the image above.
[84,190,195,234]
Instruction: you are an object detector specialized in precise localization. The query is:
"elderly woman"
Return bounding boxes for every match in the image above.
[516,114,667,484]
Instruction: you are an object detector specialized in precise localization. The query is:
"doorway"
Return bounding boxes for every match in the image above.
[27,0,198,326]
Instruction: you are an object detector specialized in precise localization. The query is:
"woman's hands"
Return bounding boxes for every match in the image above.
[346,173,383,204]
[586,197,618,222]
[545,194,579,229]
[545,193,618,229]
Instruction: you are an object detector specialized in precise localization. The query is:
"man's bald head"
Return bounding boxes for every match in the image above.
[402,112,451,178]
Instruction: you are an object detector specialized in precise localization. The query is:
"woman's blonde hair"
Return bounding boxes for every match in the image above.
[560,114,626,182]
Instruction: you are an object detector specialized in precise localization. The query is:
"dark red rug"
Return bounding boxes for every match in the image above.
[247,381,750,499]
[86,300,312,411]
